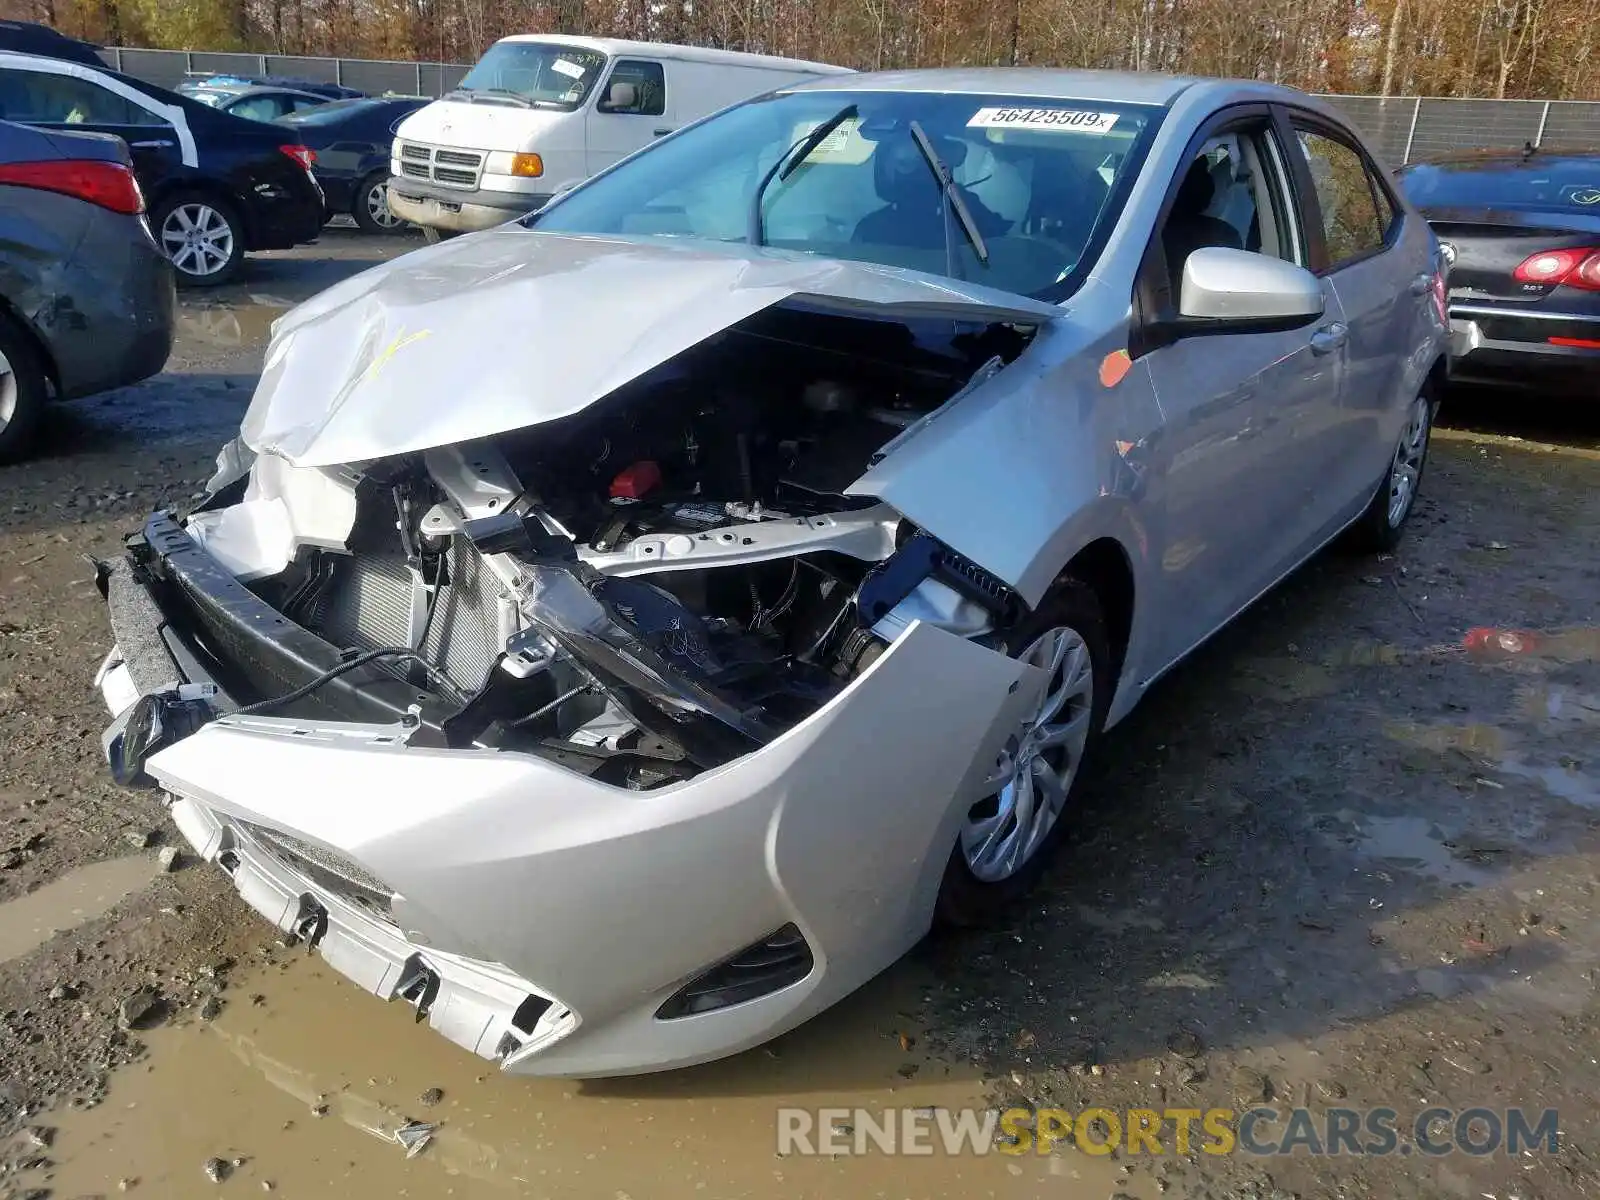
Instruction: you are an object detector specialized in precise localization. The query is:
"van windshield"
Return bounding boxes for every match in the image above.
[452,42,607,111]
[529,89,1159,300]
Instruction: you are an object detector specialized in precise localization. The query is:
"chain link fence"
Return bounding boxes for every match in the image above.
[97,46,1600,164]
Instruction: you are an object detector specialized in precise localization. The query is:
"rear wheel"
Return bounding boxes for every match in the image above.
[152,191,245,287]
[1347,381,1436,553]
[935,578,1113,926]
[352,172,405,235]
[0,313,48,464]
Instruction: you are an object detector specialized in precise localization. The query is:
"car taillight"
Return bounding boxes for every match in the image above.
[0,158,144,214]
[279,144,317,171]
[1511,246,1600,292]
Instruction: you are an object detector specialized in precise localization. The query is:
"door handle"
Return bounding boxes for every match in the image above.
[652,126,673,137]
[1310,322,1348,355]
[1409,273,1432,295]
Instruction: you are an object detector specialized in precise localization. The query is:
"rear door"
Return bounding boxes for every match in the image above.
[0,59,192,189]
[585,58,669,173]
[1281,111,1425,536]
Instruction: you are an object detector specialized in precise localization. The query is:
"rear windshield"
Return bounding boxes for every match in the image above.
[279,97,385,125]
[1397,157,1600,210]
[454,41,608,111]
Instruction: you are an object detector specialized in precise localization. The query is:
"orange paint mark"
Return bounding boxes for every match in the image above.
[1098,349,1132,388]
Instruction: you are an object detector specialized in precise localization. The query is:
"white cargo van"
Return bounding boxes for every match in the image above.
[388,35,851,240]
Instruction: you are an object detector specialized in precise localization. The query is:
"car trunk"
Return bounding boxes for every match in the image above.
[1426,205,1600,305]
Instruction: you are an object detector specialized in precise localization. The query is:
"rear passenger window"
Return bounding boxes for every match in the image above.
[598,60,665,117]
[1293,128,1386,268]
[0,68,164,126]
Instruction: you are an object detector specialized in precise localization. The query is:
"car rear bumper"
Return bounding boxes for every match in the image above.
[248,173,327,250]
[94,512,1031,1075]
[1448,305,1600,393]
[386,177,549,234]
[49,211,175,400]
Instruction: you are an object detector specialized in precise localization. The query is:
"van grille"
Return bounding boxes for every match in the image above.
[394,139,484,190]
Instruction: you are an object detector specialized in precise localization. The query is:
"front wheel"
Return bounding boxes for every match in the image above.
[152,191,245,287]
[935,578,1113,926]
[1346,382,1436,553]
[352,173,405,235]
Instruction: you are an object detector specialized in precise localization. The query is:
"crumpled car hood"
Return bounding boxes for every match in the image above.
[242,230,1061,468]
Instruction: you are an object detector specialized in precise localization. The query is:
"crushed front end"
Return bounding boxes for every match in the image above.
[93,268,1049,1075]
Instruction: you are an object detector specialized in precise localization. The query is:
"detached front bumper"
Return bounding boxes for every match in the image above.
[96,514,1035,1076]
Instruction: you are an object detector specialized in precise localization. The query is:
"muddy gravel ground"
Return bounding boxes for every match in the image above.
[1,229,1598,1200]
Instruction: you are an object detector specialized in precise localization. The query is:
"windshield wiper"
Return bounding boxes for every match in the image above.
[747,102,857,248]
[453,87,534,108]
[908,119,989,274]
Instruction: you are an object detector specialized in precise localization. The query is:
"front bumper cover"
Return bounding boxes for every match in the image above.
[97,513,1039,1076]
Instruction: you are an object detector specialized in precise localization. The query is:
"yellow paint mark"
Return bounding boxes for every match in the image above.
[360,328,432,387]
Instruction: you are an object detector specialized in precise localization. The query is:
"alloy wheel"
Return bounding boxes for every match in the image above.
[160,203,236,278]
[365,180,403,230]
[1387,393,1431,527]
[960,625,1095,883]
[0,346,16,435]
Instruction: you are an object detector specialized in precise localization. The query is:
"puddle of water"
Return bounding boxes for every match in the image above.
[175,302,287,351]
[29,954,1136,1200]
[1355,816,1495,887]
[0,856,160,964]
[1385,720,1507,760]
[1518,682,1600,728]
[1499,758,1600,808]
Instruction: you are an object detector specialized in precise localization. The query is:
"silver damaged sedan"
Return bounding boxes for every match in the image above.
[93,69,1449,1076]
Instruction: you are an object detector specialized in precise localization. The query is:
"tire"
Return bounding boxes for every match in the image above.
[151,190,246,288]
[0,313,49,464]
[352,172,405,235]
[1345,381,1437,554]
[934,576,1114,927]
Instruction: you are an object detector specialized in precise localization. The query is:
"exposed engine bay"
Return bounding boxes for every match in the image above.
[187,305,1035,788]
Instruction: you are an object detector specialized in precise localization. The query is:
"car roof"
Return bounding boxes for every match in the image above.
[492,33,851,75]
[776,67,1305,107]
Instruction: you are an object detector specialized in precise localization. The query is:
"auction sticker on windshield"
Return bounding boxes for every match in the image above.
[968,107,1120,133]
[551,57,585,79]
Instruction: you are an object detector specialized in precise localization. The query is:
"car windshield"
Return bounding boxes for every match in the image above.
[530,90,1158,299]
[454,41,607,111]
[1397,157,1600,210]
[187,88,230,108]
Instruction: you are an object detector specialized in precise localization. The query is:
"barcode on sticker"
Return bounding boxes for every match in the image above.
[967,107,1119,133]
[550,58,585,79]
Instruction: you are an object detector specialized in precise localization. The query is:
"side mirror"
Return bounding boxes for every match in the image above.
[600,80,637,112]
[1178,247,1324,326]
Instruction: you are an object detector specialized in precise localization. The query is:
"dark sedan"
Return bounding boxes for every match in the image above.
[1396,149,1600,395]
[275,96,429,232]
[0,50,326,287]
[0,119,174,461]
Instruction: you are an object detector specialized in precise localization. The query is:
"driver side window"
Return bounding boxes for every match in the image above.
[1154,124,1299,306]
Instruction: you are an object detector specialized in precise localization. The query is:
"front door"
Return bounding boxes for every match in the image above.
[1137,113,1346,671]
[585,59,669,175]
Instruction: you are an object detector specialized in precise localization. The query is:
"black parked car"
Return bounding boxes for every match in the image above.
[0,50,324,286]
[1396,148,1600,395]
[0,119,174,461]
[275,95,429,233]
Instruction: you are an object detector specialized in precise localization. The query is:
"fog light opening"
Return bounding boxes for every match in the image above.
[655,923,814,1021]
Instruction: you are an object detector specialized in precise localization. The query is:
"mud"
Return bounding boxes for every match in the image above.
[1,231,1598,1199]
